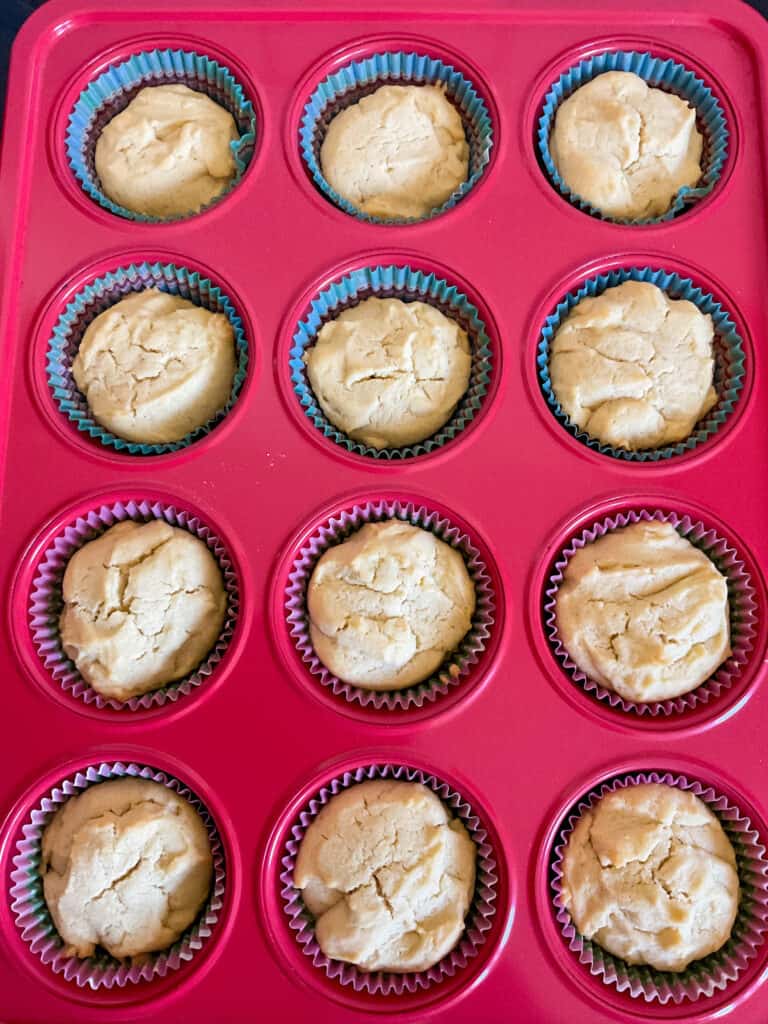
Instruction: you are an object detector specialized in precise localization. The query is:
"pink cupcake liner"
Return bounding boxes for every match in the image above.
[279,762,498,994]
[9,760,226,989]
[543,508,757,717]
[28,499,239,711]
[284,500,495,712]
[550,770,768,1004]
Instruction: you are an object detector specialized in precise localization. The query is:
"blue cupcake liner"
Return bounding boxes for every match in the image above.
[537,267,746,462]
[537,50,729,224]
[46,261,249,456]
[66,48,256,222]
[290,265,494,460]
[299,51,493,224]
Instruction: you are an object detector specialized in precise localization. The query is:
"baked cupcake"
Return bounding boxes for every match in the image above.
[307,520,476,691]
[59,520,227,700]
[550,71,703,220]
[555,521,731,702]
[41,778,213,959]
[549,281,716,451]
[320,84,469,219]
[303,296,472,449]
[94,84,238,218]
[562,782,739,972]
[72,288,236,445]
[294,779,476,971]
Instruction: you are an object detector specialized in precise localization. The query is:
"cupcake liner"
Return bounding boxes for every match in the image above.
[550,770,768,1003]
[280,762,498,994]
[300,51,493,224]
[537,50,729,224]
[290,265,493,460]
[46,261,249,456]
[66,48,256,222]
[9,761,226,989]
[28,499,239,712]
[285,499,494,711]
[544,508,757,717]
[537,267,746,462]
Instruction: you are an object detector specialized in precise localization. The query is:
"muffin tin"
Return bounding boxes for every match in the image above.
[1,1,768,1021]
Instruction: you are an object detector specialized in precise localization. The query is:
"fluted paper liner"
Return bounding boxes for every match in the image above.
[66,47,256,222]
[28,499,239,712]
[300,50,493,224]
[280,762,498,994]
[550,770,768,1003]
[290,264,493,460]
[46,261,249,456]
[537,267,746,462]
[544,508,757,717]
[9,761,226,989]
[537,49,728,224]
[285,499,495,712]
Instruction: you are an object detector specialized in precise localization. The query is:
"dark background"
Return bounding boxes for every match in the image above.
[1,0,768,115]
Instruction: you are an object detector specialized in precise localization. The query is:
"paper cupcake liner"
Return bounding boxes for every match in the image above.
[290,265,493,460]
[280,762,498,994]
[300,51,493,224]
[537,267,746,462]
[550,770,768,1003]
[9,761,226,989]
[537,50,729,224]
[28,499,239,712]
[544,508,757,717]
[46,261,249,456]
[285,500,494,712]
[66,48,256,222]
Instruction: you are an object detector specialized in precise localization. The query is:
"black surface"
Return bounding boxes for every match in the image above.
[1,0,768,120]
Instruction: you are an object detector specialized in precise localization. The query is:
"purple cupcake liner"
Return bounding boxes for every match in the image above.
[285,499,495,711]
[9,760,226,989]
[279,762,498,994]
[550,770,768,1003]
[544,508,757,717]
[28,499,239,712]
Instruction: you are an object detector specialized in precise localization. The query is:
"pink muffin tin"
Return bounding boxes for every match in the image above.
[2,1,768,1021]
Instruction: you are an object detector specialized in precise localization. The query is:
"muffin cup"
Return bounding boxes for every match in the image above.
[28,498,239,712]
[45,261,249,457]
[66,48,256,222]
[550,770,768,1003]
[537,267,746,462]
[543,508,757,717]
[284,499,495,711]
[290,264,493,460]
[9,760,226,989]
[537,50,729,224]
[280,762,498,994]
[299,51,493,224]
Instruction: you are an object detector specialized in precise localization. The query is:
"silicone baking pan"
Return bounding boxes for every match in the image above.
[1,1,768,1020]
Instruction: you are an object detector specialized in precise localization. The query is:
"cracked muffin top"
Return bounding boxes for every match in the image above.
[320,84,469,220]
[549,71,703,220]
[549,281,717,451]
[72,288,236,445]
[42,778,213,960]
[554,520,730,703]
[94,84,238,219]
[59,519,227,701]
[294,779,476,972]
[307,520,476,691]
[561,783,739,972]
[303,296,472,450]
